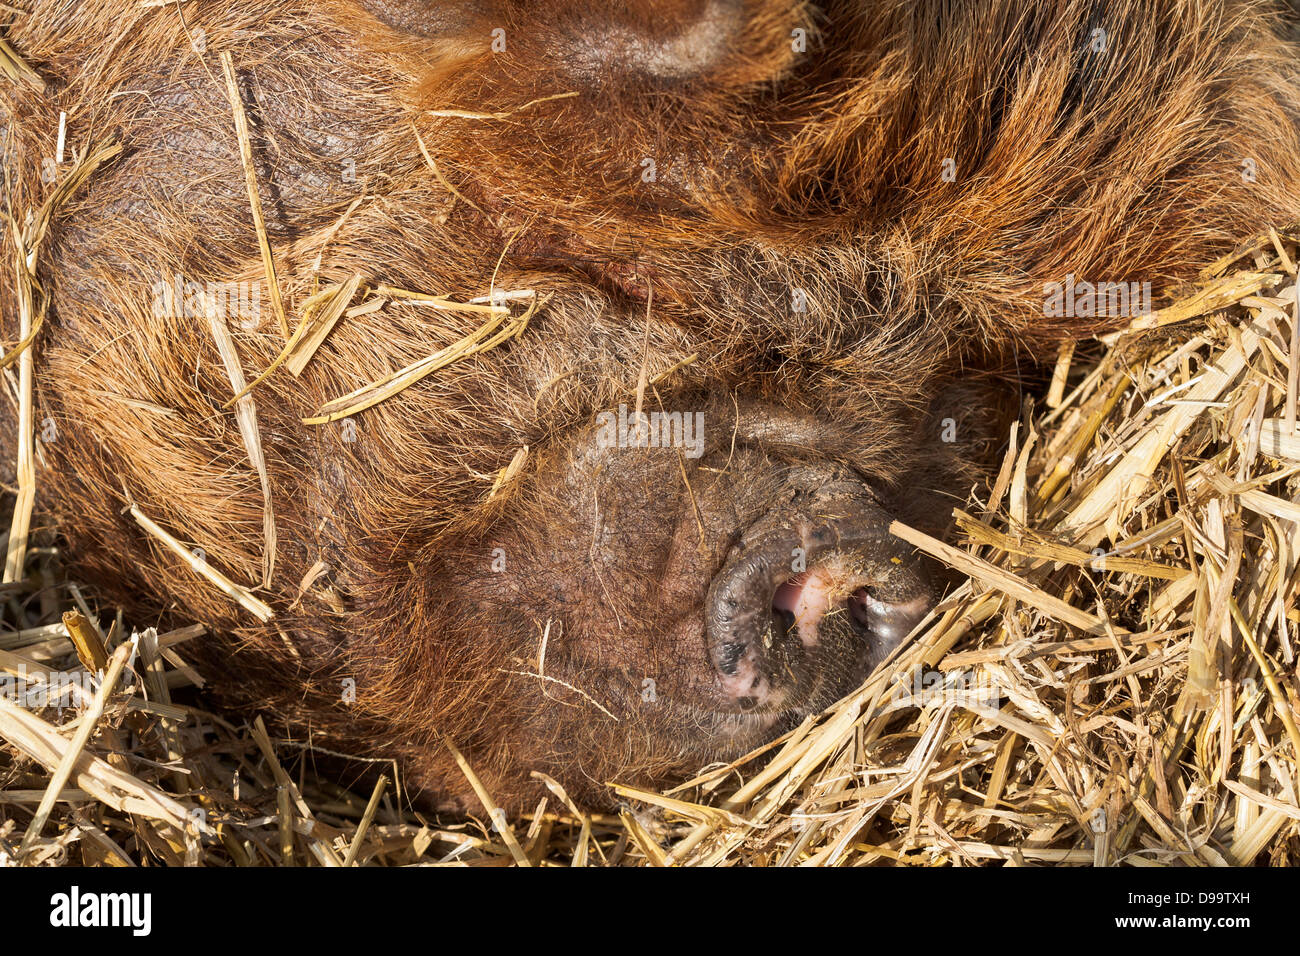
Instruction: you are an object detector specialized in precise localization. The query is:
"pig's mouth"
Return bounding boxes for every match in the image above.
[704,473,933,716]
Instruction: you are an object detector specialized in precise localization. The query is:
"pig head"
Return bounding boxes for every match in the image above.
[2,0,1299,811]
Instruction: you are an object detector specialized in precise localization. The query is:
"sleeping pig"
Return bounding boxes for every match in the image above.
[2,0,1299,812]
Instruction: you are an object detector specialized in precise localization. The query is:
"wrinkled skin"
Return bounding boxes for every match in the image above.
[2,0,1299,811]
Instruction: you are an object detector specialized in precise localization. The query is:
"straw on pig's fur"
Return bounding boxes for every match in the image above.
[2,229,1297,865]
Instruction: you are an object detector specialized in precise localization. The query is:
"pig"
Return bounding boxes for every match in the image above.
[1,0,1298,813]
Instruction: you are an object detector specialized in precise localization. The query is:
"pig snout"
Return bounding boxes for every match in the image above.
[706,474,933,711]
[472,399,942,760]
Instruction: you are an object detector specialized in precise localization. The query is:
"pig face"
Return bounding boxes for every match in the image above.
[5,0,1300,810]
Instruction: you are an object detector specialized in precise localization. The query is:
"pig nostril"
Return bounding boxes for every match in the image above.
[771,575,804,645]
[848,588,879,629]
[772,578,803,614]
[847,586,932,645]
[770,605,796,649]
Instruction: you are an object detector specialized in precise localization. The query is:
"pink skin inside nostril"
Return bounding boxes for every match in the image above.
[772,570,834,647]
